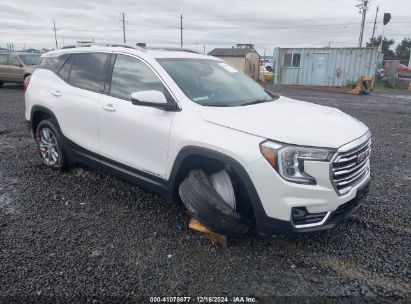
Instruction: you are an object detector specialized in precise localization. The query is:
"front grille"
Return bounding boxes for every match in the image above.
[331,137,371,195]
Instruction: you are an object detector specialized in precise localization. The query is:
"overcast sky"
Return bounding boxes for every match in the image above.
[0,0,410,55]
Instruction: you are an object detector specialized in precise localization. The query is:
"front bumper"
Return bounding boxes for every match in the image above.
[244,133,371,236]
[254,179,370,235]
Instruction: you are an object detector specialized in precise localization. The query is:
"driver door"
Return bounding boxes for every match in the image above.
[98,54,176,179]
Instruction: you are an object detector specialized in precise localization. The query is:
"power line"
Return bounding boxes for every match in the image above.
[0,21,410,34]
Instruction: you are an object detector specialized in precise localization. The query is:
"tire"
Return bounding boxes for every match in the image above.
[0,81,4,88]
[35,119,69,169]
[361,81,370,95]
[179,169,250,237]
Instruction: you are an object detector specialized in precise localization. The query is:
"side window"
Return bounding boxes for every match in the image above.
[58,55,74,81]
[69,53,108,92]
[0,55,7,65]
[8,55,20,66]
[283,53,301,68]
[283,54,292,67]
[292,53,301,67]
[38,54,70,73]
[110,54,165,101]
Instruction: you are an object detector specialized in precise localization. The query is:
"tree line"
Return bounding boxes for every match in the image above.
[366,36,411,61]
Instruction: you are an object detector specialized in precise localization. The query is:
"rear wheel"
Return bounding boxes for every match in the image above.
[179,169,250,237]
[35,119,69,169]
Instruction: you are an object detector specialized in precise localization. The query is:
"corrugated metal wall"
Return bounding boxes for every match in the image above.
[273,47,380,86]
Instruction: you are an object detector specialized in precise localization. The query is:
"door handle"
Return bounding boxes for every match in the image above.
[102,104,116,112]
[51,90,62,97]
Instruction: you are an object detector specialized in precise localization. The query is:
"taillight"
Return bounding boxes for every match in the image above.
[24,75,31,90]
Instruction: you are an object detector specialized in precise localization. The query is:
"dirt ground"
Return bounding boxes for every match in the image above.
[0,84,410,302]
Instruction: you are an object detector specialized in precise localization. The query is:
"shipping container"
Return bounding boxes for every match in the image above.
[273,47,380,87]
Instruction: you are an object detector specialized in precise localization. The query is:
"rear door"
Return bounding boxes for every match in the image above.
[98,54,175,178]
[51,52,109,154]
[7,55,25,82]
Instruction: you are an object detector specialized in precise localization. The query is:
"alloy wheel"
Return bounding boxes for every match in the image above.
[37,127,59,165]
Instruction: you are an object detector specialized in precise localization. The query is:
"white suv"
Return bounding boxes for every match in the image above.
[25,43,371,236]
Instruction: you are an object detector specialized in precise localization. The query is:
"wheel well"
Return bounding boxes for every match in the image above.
[31,110,52,136]
[172,154,255,223]
[24,73,31,79]
[173,155,224,195]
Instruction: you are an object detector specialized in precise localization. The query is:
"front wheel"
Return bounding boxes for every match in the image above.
[35,119,69,169]
[179,169,250,237]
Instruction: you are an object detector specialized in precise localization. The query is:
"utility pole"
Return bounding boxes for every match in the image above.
[371,5,379,45]
[52,19,58,50]
[121,13,126,43]
[356,0,370,48]
[180,14,184,48]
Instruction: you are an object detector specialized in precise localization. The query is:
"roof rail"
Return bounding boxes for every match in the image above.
[146,47,203,54]
[61,42,145,51]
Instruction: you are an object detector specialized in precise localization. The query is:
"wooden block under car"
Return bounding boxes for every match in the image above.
[189,218,228,247]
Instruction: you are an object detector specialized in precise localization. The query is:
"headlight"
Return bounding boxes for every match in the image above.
[260,141,334,185]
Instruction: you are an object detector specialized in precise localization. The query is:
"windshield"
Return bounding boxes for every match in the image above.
[18,54,41,65]
[157,58,276,107]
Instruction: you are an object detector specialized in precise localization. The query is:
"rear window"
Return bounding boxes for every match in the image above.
[8,55,20,66]
[69,53,108,93]
[38,54,70,73]
[58,55,74,81]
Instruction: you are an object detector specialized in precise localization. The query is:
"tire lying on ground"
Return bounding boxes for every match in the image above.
[361,81,370,95]
[179,169,250,237]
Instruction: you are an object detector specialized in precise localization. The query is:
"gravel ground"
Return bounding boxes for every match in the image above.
[0,84,410,302]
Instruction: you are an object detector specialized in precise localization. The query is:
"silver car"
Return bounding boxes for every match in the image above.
[0,52,41,87]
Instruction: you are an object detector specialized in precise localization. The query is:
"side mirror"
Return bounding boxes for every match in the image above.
[131,90,175,110]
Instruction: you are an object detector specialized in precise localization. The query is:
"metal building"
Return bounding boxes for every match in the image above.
[209,45,260,80]
[273,47,380,87]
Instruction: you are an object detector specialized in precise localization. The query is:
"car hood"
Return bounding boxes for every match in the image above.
[199,96,369,148]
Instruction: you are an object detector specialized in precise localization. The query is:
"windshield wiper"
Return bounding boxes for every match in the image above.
[203,103,232,107]
[240,99,272,106]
